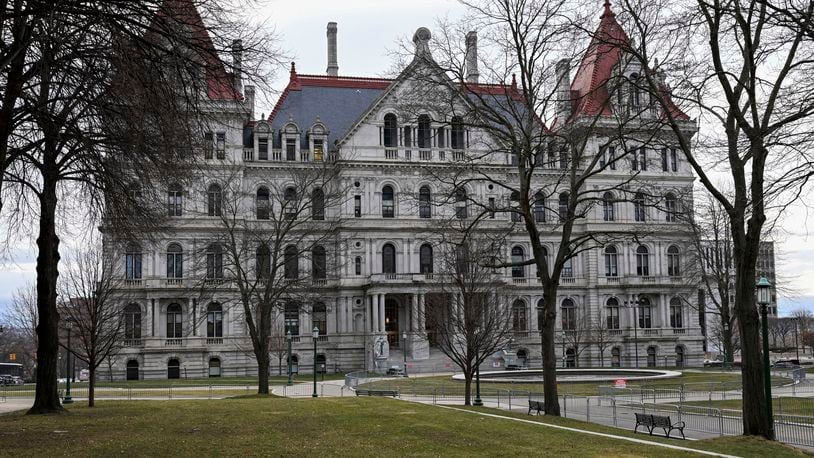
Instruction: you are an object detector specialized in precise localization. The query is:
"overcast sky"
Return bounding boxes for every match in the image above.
[0,0,811,317]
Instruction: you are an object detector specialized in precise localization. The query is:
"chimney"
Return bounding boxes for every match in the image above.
[244,85,255,120]
[465,31,479,84]
[556,58,571,119]
[232,39,243,93]
[326,22,338,76]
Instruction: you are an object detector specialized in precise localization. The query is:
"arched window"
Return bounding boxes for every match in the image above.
[403,125,412,148]
[207,184,222,217]
[561,298,576,330]
[558,192,569,222]
[209,358,221,377]
[606,297,620,329]
[511,246,525,278]
[166,243,183,279]
[168,358,180,379]
[667,245,681,276]
[355,256,362,275]
[256,187,270,220]
[284,245,299,279]
[284,301,300,335]
[638,297,652,328]
[665,193,678,222]
[636,245,650,276]
[206,244,223,279]
[382,243,396,274]
[312,188,325,220]
[166,303,183,338]
[419,244,433,274]
[312,246,326,279]
[512,300,527,331]
[419,186,431,218]
[284,187,297,220]
[383,113,398,147]
[565,348,576,367]
[534,191,546,222]
[562,257,574,278]
[647,346,657,367]
[611,347,621,368]
[536,298,545,330]
[256,244,270,278]
[451,116,464,150]
[604,245,618,277]
[124,303,141,340]
[634,192,646,222]
[510,191,522,222]
[454,188,467,219]
[417,114,432,148]
[126,360,139,380]
[168,183,183,216]
[207,302,223,338]
[382,185,395,218]
[602,192,615,221]
[313,302,327,334]
[670,297,683,328]
[675,346,685,368]
[455,244,469,274]
[125,242,142,280]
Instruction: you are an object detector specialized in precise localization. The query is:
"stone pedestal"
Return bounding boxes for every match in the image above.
[410,333,430,360]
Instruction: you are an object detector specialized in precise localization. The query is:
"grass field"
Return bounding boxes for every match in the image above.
[93,373,346,388]
[0,397,805,457]
[358,370,789,397]
[683,397,814,417]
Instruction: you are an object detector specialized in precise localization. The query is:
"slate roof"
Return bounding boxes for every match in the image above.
[268,64,392,149]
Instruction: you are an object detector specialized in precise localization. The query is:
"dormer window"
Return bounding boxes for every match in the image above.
[383,114,398,147]
[417,115,432,149]
[308,121,328,162]
[286,139,296,161]
[258,138,268,161]
[204,132,214,159]
[314,139,324,161]
[216,132,226,159]
[282,121,300,161]
[254,121,271,161]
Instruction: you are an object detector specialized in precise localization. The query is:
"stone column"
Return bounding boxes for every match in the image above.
[371,294,379,333]
[378,293,386,334]
[418,293,426,332]
[659,294,668,328]
[530,296,538,332]
[411,294,418,332]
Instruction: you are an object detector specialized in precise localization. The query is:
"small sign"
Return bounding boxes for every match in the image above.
[614,379,627,388]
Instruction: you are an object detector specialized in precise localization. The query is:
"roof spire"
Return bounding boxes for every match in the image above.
[511,73,517,91]
[601,0,615,18]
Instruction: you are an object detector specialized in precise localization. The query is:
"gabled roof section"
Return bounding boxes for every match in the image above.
[569,0,688,121]
[155,0,242,101]
[267,63,392,148]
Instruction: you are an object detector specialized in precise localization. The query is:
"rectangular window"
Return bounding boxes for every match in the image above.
[639,306,652,328]
[126,253,142,279]
[607,307,619,329]
[489,197,495,219]
[562,258,574,278]
[216,132,226,159]
[437,127,445,148]
[258,138,268,161]
[671,148,678,172]
[204,132,214,159]
[286,139,296,161]
[639,148,647,171]
[284,303,300,336]
[608,147,616,170]
[631,149,638,171]
[313,139,324,162]
[559,146,568,169]
[670,306,683,328]
[354,196,361,218]
[661,148,668,171]
[355,257,362,275]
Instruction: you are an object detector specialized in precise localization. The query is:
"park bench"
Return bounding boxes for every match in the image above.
[528,400,544,415]
[354,388,399,397]
[633,413,686,439]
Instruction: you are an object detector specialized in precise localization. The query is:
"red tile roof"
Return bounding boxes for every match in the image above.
[569,0,688,121]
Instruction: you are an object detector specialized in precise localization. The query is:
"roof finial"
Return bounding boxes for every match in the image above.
[290,62,298,81]
[511,73,517,91]
[601,0,615,18]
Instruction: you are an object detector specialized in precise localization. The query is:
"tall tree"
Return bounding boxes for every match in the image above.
[622,0,814,438]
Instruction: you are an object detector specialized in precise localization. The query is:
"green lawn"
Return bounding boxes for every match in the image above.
[359,371,789,397]
[93,373,346,388]
[0,397,805,457]
[683,397,814,417]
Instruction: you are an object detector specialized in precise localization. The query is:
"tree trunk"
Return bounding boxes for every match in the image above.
[257,355,270,395]
[541,286,560,416]
[28,175,64,415]
[464,374,472,406]
[88,366,96,408]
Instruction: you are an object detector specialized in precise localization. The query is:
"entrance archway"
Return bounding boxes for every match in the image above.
[126,360,139,380]
[168,358,180,379]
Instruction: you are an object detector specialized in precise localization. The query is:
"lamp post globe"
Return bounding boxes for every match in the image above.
[286,330,293,386]
[312,326,319,398]
[756,276,775,440]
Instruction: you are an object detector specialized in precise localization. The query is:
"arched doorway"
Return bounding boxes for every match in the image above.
[168,358,180,379]
[126,360,139,380]
[647,346,657,368]
[675,346,685,368]
[611,347,621,368]
[516,349,528,368]
[385,297,399,347]
[316,354,327,374]
[565,348,576,368]
[209,358,221,377]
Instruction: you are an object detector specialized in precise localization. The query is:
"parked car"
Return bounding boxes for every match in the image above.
[772,360,799,369]
[386,366,406,376]
[0,375,12,386]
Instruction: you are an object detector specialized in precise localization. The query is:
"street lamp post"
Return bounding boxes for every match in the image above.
[312,326,319,398]
[757,277,775,440]
[723,321,730,369]
[286,330,293,386]
[626,295,640,368]
[402,332,408,377]
[63,322,73,404]
[794,318,800,362]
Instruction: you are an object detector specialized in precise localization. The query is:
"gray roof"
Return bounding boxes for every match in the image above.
[269,85,387,150]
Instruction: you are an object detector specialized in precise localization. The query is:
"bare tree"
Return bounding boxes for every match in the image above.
[621,0,814,438]
[57,241,124,407]
[2,282,38,351]
[195,161,348,394]
[592,314,614,368]
[559,310,592,368]
[768,317,794,351]
[268,319,288,376]
[422,229,513,406]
